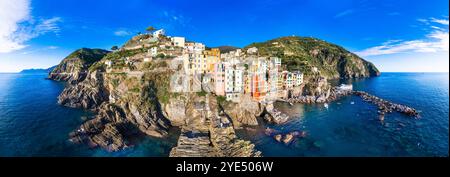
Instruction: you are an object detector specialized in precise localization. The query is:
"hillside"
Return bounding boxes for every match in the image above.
[215,46,240,53]
[245,36,380,79]
[48,48,110,84]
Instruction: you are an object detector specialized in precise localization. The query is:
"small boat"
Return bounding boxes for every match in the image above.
[350,102,355,105]
[324,103,329,109]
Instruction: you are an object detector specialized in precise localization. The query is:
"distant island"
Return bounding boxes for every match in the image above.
[20,66,56,74]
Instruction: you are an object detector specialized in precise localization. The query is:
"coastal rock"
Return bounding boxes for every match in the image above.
[48,48,109,84]
[222,94,264,127]
[69,103,134,151]
[274,134,282,142]
[264,127,277,136]
[264,107,290,124]
[282,133,295,145]
[171,95,261,157]
[270,131,306,145]
[162,95,188,126]
[63,69,174,151]
[58,71,109,109]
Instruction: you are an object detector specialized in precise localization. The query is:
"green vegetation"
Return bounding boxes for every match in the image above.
[216,96,227,105]
[146,26,156,33]
[196,90,207,97]
[66,48,110,65]
[245,36,380,79]
[111,79,120,88]
[103,48,144,61]
[156,53,165,59]
[129,87,140,93]
[89,62,105,72]
[142,71,173,104]
[244,64,249,70]
[142,61,168,70]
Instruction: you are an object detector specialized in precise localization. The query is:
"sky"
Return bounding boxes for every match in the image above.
[0,0,448,73]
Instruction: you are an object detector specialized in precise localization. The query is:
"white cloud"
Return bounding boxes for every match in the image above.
[0,0,61,53]
[356,17,449,57]
[114,29,132,37]
[0,0,30,53]
[430,18,449,25]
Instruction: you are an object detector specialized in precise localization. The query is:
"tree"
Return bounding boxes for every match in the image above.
[146,26,156,33]
[111,46,118,51]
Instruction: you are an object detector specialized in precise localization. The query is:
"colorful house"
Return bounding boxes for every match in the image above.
[204,48,221,73]
[249,58,268,101]
[213,62,225,96]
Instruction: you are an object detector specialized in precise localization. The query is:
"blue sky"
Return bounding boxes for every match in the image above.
[0,0,448,72]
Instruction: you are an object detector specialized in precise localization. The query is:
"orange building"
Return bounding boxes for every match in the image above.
[251,74,267,101]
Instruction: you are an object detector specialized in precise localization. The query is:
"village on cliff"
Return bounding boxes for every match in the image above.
[104,28,305,104]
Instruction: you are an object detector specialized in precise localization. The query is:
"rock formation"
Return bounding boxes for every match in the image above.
[49,48,109,84]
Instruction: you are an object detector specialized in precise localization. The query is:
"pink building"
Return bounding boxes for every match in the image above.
[214,62,225,96]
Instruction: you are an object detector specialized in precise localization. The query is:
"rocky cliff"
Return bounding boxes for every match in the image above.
[48,48,109,84]
[221,94,265,127]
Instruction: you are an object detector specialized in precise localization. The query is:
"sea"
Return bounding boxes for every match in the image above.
[0,72,448,157]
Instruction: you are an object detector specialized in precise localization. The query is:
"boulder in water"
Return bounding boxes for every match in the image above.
[274,134,282,142]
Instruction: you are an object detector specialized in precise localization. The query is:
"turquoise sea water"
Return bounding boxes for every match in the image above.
[0,73,448,156]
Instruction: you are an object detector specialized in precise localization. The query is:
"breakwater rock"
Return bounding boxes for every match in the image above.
[286,87,353,104]
[287,87,420,118]
[353,91,420,118]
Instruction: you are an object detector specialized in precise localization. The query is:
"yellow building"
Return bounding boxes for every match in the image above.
[189,52,207,74]
[204,48,221,73]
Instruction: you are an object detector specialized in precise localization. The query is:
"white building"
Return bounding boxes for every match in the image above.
[224,62,234,95]
[234,66,244,93]
[149,47,158,57]
[293,71,304,86]
[171,37,185,47]
[104,60,113,67]
[247,47,258,55]
[223,62,245,101]
[185,42,205,53]
[153,29,165,37]
[267,58,280,100]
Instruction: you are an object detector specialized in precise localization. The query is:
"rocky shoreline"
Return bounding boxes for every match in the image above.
[286,87,420,119]
[169,95,261,157]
